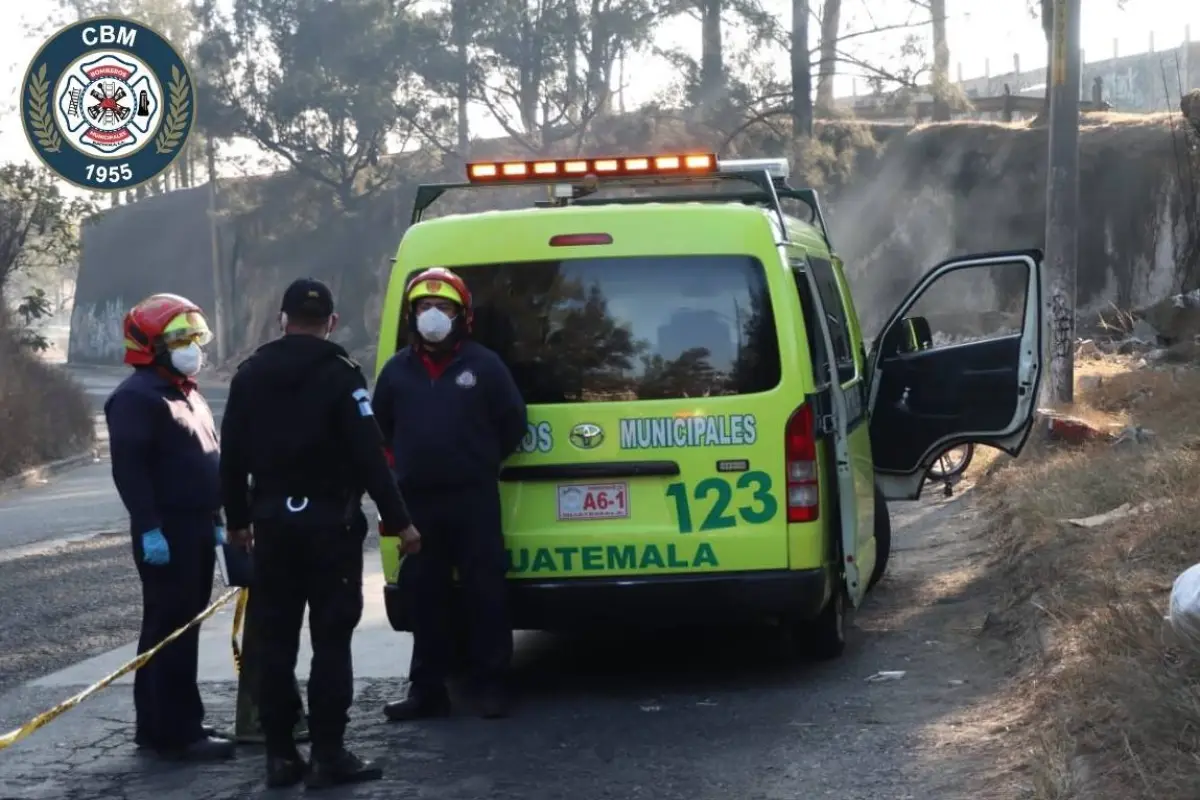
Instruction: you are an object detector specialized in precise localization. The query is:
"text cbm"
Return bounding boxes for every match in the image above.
[81,25,137,48]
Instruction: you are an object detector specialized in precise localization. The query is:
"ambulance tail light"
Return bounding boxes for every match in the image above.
[784,404,819,523]
[465,153,717,183]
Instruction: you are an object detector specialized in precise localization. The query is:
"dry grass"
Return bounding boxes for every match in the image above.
[0,319,94,478]
[978,359,1200,800]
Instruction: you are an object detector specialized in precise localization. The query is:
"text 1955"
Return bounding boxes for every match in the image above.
[85,163,133,184]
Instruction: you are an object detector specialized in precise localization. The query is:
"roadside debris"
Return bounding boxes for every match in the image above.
[1037,410,1157,449]
[865,671,907,683]
[1064,498,1171,528]
[1111,425,1156,446]
[1076,339,1103,359]
[1040,410,1109,445]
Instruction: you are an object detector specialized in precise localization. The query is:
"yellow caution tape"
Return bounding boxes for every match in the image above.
[0,586,242,753]
[231,588,248,675]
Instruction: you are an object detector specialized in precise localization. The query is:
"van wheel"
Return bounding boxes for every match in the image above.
[802,586,847,661]
[868,485,891,591]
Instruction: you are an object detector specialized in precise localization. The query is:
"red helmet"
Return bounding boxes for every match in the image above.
[404,268,473,330]
[122,293,212,366]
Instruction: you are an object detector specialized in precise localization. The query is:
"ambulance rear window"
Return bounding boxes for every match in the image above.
[459,255,781,403]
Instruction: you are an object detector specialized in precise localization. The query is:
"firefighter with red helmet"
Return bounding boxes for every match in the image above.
[103,293,235,762]
[374,268,528,721]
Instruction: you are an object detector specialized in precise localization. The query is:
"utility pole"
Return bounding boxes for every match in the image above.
[206,136,227,365]
[1044,0,1081,404]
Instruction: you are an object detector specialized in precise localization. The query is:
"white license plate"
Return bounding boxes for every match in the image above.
[556,482,630,521]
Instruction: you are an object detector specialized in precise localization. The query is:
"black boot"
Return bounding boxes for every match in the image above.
[265,749,309,789]
[383,688,451,722]
[304,748,383,789]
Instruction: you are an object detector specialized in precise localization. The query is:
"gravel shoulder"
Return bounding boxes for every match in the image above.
[0,488,1028,799]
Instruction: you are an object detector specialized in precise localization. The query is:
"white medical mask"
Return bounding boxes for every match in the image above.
[416,308,454,343]
[170,342,203,376]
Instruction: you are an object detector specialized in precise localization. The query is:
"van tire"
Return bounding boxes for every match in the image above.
[802,585,847,661]
[868,485,891,591]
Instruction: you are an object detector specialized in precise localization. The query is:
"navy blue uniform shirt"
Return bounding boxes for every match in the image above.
[104,367,222,536]
[372,341,528,491]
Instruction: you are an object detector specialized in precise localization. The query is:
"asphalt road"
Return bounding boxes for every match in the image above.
[0,364,1019,799]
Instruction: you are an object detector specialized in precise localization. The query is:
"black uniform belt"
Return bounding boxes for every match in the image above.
[251,482,353,501]
[249,490,358,528]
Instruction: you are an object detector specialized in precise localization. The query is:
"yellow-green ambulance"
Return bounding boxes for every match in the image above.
[373,153,1044,659]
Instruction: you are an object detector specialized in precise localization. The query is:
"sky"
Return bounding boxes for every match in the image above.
[0,0,1196,189]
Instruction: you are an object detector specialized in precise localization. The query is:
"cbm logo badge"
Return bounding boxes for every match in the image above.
[21,16,196,192]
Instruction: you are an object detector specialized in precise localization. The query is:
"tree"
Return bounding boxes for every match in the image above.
[814,0,841,112]
[194,0,447,208]
[471,0,665,152]
[471,0,570,147]
[0,164,96,309]
[927,0,950,120]
[654,0,778,117]
[0,165,94,296]
[792,0,813,138]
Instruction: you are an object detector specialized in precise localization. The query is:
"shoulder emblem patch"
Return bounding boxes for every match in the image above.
[351,387,373,417]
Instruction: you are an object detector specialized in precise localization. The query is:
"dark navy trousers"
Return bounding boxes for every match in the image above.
[133,512,215,750]
[402,486,513,695]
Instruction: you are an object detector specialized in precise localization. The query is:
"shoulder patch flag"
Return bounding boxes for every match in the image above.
[352,388,373,417]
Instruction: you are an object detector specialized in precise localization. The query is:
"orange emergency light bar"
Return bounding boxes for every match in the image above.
[465,153,718,183]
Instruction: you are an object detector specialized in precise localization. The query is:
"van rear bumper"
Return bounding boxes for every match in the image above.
[383,568,831,632]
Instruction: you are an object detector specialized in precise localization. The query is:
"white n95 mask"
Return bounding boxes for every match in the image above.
[416,308,454,343]
[170,342,204,376]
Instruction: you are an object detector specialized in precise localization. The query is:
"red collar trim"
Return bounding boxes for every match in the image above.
[154,365,196,394]
[417,342,461,379]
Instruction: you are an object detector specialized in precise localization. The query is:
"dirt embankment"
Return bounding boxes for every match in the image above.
[974,354,1200,800]
[838,114,1200,332]
[0,309,94,479]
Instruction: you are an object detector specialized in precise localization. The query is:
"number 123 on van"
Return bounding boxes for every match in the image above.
[557,483,630,521]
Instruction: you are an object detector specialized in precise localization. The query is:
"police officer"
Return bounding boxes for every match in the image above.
[219,279,421,789]
[104,294,235,762]
[375,268,527,722]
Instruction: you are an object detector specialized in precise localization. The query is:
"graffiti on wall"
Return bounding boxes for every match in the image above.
[69,298,126,363]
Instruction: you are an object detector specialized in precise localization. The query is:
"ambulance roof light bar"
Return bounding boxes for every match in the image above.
[465,153,718,183]
[411,151,836,255]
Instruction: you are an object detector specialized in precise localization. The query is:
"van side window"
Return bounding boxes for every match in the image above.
[806,256,856,383]
[791,264,830,385]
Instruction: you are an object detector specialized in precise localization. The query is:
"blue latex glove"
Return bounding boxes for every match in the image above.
[214,525,226,545]
[141,529,170,566]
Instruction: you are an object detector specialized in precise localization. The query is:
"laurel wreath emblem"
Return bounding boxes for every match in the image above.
[154,65,191,155]
[26,64,62,154]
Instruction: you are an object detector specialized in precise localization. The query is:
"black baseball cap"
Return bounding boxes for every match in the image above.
[281,278,334,320]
